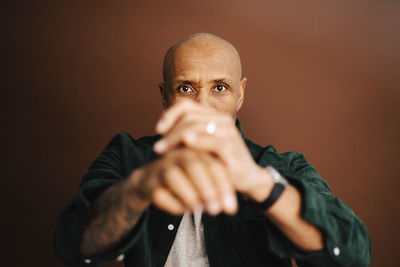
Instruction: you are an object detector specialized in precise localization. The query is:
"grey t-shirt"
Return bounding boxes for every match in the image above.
[164,209,210,267]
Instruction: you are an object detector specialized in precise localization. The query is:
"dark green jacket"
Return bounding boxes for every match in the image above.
[53,121,371,267]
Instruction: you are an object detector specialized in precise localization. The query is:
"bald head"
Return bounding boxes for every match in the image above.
[159,33,247,117]
[162,33,242,84]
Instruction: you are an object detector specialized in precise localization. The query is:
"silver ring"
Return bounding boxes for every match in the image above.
[206,121,216,134]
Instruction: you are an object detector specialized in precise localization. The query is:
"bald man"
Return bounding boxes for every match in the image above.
[54,33,371,267]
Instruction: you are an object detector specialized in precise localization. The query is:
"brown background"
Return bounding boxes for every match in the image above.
[2,1,399,266]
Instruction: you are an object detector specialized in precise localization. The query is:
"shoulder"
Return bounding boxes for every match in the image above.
[247,138,330,193]
[245,137,306,168]
[102,132,162,157]
[106,132,161,148]
[100,132,161,166]
[245,137,322,180]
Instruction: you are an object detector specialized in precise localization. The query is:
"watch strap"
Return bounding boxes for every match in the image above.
[248,166,287,210]
[248,182,285,210]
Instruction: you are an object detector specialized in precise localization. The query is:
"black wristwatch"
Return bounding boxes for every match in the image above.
[248,166,288,210]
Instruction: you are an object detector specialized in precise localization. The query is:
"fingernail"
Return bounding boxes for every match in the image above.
[223,194,237,213]
[207,200,220,215]
[156,119,167,133]
[154,140,167,152]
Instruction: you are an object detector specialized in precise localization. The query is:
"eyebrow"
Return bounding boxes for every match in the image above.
[213,79,233,85]
[174,80,196,86]
[173,78,233,85]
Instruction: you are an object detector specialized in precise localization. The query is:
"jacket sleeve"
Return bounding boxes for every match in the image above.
[53,133,151,266]
[261,151,371,267]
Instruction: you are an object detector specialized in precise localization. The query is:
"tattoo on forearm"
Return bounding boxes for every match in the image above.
[80,182,145,255]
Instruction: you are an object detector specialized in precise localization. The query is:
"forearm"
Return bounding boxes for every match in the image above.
[248,167,323,251]
[80,168,150,256]
[266,185,324,250]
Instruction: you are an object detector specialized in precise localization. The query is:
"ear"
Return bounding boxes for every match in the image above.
[236,77,247,111]
[159,82,168,109]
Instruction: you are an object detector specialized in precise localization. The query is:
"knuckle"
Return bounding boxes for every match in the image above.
[151,187,163,203]
[178,152,194,165]
[181,113,193,123]
[163,167,177,183]
[182,129,194,140]
[181,148,196,157]
[208,161,222,174]
[186,153,202,167]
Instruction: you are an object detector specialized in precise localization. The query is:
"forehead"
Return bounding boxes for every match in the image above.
[168,41,241,82]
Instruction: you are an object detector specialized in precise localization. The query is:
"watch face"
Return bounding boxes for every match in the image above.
[267,166,288,186]
[280,176,289,186]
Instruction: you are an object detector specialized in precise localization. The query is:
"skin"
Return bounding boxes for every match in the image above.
[80,33,323,257]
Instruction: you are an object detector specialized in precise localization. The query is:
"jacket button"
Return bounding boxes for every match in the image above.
[333,247,340,256]
[116,254,125,261]
[168,224,174,230]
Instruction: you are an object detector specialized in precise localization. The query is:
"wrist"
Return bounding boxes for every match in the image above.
[125,168,152,209]
[247,166,289,212]
[245,166,274,203]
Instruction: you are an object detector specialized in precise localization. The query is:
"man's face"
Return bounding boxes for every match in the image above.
[160,39,247,119]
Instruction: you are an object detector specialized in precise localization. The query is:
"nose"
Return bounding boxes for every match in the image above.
[196,91,212,108]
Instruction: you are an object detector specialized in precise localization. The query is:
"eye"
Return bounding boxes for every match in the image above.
[215,85,227,92]
[177,85,193,93]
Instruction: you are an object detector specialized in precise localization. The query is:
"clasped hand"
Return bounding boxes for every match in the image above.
[130,100,271,216]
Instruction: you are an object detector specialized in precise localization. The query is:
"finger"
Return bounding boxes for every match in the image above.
[152,186,186,215]
[181,133,237,171]
[153,121,198,154]
[155,100,213,134]
[200,154,238,215]
[161,165,202,210]
[154,117,229,154]
[184,134,242,181]
[180,153,221,215]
